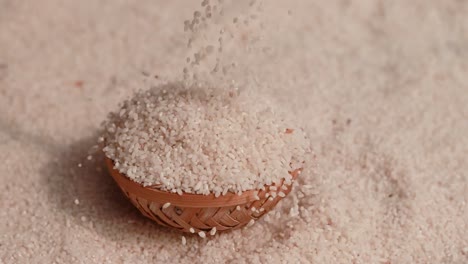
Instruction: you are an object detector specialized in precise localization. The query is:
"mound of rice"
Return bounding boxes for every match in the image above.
[103,83,308,195]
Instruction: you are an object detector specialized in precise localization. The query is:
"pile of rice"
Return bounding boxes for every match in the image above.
[102,83,308,195]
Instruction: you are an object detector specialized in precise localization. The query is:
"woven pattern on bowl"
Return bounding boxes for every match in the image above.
[105,157,300,233]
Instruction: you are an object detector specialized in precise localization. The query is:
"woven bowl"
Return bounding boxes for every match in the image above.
[105,157,301,233]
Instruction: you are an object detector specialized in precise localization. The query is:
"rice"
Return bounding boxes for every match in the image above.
[210,227,217,236]
[102,83,308,195]
[198,231,206,238]
[253,191,260,200]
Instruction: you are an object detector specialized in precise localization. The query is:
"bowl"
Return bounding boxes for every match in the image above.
[105,157,301,234]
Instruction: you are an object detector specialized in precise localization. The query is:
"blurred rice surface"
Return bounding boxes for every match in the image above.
[0,0,467,263]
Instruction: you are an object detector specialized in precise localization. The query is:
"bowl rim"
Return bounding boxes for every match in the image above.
[105,157,300,208]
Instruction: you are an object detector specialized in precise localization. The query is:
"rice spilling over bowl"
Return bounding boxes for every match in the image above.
[103,82,308,195]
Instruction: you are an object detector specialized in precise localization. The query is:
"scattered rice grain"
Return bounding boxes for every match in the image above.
[210,227,217,236]
[198,231,206,238]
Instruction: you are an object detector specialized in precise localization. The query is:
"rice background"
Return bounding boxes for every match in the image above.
[1,0,467,263]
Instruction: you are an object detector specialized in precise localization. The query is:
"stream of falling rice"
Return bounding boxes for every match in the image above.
[181,0,270,93]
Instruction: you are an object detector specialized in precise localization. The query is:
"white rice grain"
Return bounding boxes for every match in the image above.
[198,231,206,238]
[210,227,217,236]
[253,191,260,200]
